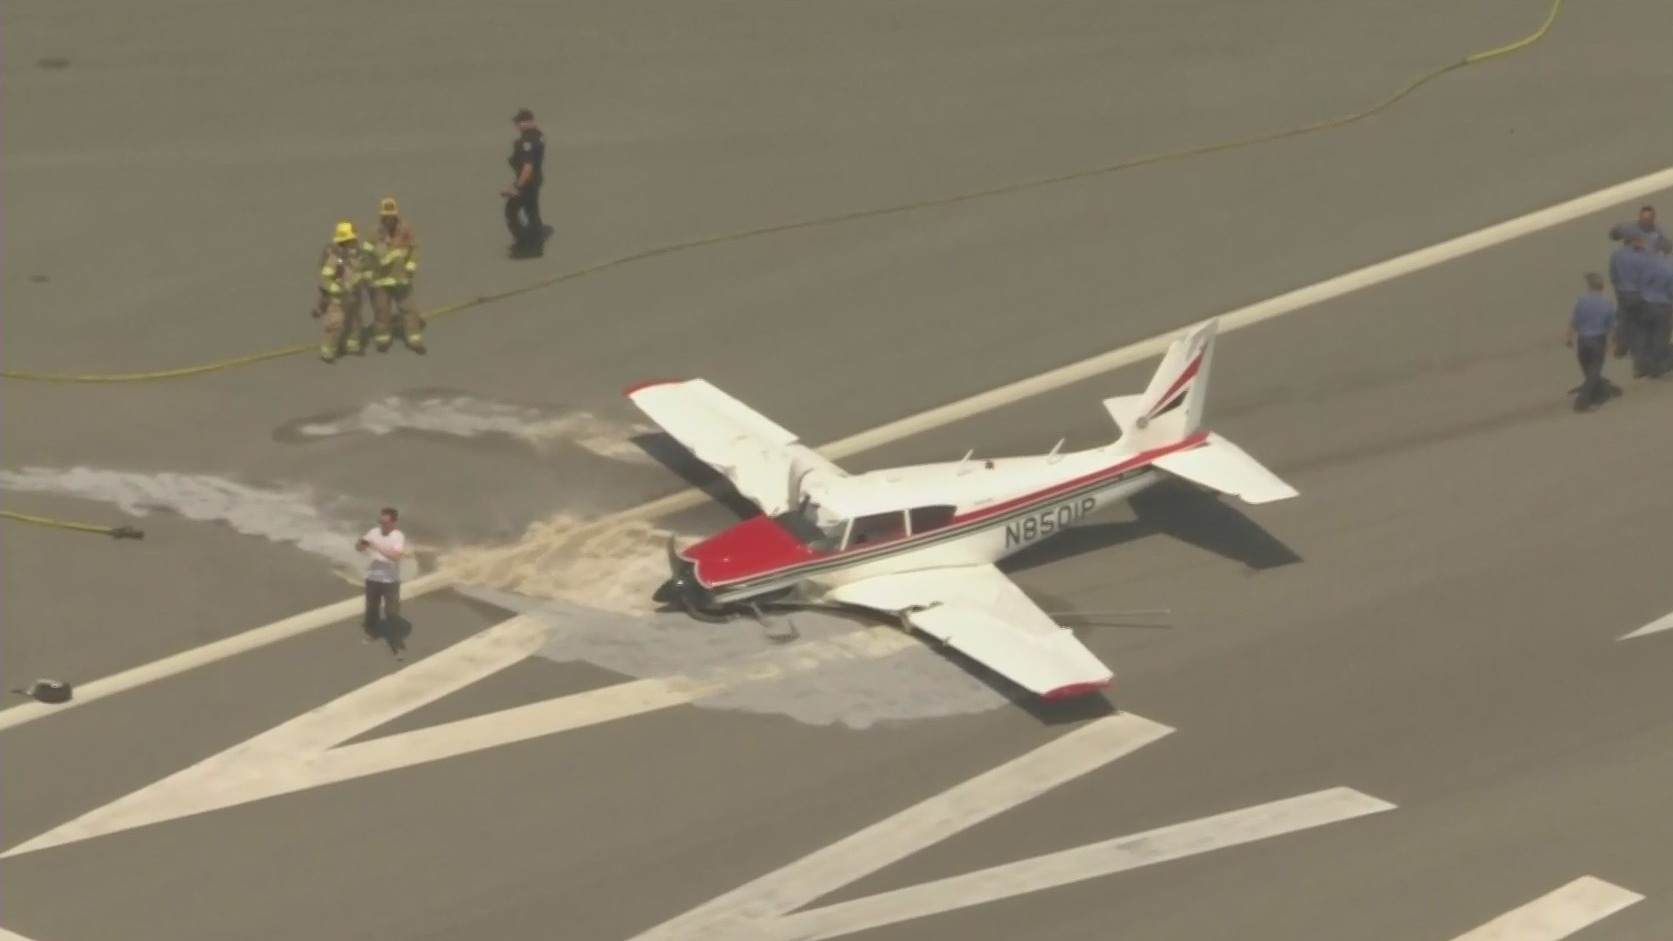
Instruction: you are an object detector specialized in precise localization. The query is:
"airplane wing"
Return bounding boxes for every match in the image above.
[625,378,846,516]
[825,564,1113,699]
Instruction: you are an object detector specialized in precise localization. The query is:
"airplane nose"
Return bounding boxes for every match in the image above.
[651,576,682,605]
[654,536,729,620]
[655,535,694,603]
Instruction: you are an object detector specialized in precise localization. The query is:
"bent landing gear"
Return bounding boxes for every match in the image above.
[750,601,800,643]
[652,585,803,642]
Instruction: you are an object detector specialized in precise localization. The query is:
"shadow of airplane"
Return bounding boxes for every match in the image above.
[1001,479,1303,577]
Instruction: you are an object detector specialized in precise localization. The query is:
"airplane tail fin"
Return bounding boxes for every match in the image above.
[1101,319,1298,505]
[1102,318,1218,452]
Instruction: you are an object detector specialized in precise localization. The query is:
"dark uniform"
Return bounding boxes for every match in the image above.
[505,108,547,258]
[1569,277,1617,411]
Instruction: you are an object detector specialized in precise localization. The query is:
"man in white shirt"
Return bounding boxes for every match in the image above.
[356,506,407,638]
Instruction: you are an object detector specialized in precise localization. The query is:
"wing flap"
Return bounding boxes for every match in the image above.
[1150,432,1298,504]
[826,565,1113,698]
[626,378,844,515]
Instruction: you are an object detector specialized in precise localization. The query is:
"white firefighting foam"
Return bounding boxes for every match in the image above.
[0,463,1015,726]
[454,584,1013,730]
[292,394,655,463]
[0,466,420,583]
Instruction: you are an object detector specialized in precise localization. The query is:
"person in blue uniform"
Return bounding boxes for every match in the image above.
[1607,232,1648,361]
[1609,205,1672,256]
[1567,272,1620,411]
[1639,253,1673,378]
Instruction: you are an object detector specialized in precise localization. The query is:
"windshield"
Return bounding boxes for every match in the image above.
[775,496,845,551]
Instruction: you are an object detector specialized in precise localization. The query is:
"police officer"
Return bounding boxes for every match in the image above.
[1639,252,1673,378]
[503,108,547,258]
[1567,272,1619,411]
[1610,205,1672,256]
[1608,232,1648,361]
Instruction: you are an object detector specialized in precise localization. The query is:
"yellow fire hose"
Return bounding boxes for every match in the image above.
[0,510,144,539]
[0,0,1565,539]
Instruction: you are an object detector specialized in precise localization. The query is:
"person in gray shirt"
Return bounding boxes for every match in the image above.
[1568,272,1620,411]
[1609,205,1672,256]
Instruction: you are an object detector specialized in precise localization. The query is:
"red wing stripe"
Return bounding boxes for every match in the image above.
[622,378,690,397]
[1042,679,1113,699]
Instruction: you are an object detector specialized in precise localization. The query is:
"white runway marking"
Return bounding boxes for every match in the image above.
[464,588,1016,728]
[1445,876,1643,941]
[0,571,454,734]
[1620,608,1673,640]
[308,625,920,784]
[4,164,1668,732]
[627,712,1178,941]
[820,167,1673,459]
[759,788,1396,941]
[0,620,921,860]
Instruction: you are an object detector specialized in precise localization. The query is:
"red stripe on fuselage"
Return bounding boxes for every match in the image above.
[683,432,1210,588]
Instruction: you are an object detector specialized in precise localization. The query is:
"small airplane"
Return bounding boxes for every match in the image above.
[623,317,1297,701]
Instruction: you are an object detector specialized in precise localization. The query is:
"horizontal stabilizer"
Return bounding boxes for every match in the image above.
[1150,432,1297,504]
[625,378,845,515]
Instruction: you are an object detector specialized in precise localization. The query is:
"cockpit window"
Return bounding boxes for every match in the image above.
[844,511,908,548]
[908,505,957,533]
[776,499,926,552]
[775,496,846,551]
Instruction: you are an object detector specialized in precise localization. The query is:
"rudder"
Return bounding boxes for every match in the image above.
[1103,318,1218,450]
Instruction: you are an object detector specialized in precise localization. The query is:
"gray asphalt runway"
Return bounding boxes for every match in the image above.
[4,1,1673,939]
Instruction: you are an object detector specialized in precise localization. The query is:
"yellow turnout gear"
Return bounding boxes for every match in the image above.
[370,205,426,353]
[315,234,374,361]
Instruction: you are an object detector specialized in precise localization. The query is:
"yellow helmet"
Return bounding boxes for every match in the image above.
[379,197,399,217]
[333,221,357,243]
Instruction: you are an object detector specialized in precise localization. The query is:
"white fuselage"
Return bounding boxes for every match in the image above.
[792,445,1165,602]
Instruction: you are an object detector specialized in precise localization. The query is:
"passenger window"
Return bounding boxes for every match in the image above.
[847,511,907,547]
[908,505,957,534]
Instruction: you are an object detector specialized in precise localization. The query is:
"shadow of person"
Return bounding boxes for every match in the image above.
[369,615,414,661]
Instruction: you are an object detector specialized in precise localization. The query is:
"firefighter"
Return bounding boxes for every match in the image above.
[368,197,426,354]
[314,221,372,362]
